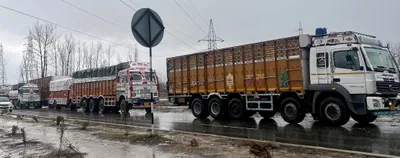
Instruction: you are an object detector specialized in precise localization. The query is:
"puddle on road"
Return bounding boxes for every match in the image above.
[0,117,176,158]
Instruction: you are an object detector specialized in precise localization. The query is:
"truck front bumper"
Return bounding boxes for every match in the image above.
[366,96,400,116]
[128,97,159,109]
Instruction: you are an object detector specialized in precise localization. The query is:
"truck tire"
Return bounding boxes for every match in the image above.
[191,98,209,118]
[259,111,276,118]
[70,104,77,111]
[81,100,89,113]
[56,103,61,110]
[280,97,305,124]
[351,114,377,124]
[51,100,56,109]
[98,99,105,113]
[16,101,21,109]
[120,99,129,114]
[227,98,246,119]
[208,98,226,120]
[89,99,96,113]
[319,97,350,126]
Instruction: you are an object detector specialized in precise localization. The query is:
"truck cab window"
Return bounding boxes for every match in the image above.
[334,50,360,70]
[131,73,142,81]
[316,53,329,68]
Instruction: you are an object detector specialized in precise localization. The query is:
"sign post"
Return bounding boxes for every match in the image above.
[131,8,164,135]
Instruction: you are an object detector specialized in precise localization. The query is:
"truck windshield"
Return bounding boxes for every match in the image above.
[0,97,9,102]
[364,47,398,73]
[145,72,157,83]
[130,73,142,81]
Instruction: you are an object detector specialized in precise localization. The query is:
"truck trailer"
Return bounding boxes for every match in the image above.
[49,77,73,110]
[71,62,160,113]
[167,28,400,125]
[29,76,69,107]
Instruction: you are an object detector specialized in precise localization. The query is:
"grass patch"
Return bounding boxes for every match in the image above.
[99,133,171,145]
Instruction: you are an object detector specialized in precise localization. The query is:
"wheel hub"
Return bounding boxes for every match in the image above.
[193,102,202,114]
[325,103,341,121]
[210,102,220,115]
[284,103,297,117]
[231,103,240,115]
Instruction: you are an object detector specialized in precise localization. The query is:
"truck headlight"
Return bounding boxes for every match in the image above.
[373,99,380,108]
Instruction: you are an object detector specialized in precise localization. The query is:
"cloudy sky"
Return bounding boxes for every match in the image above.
[0,0,399,84]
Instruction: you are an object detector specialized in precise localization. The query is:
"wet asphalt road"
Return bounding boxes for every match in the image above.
[11,107,400,157]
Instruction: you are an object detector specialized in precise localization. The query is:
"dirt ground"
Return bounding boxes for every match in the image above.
[0,114,386,158]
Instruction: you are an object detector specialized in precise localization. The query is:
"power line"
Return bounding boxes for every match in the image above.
[173,0,205,34]
[187,0,208,26]
[120,0,197,41]
[120,0,136,11]
[127,0,141,8]
[58,1,171,58]
[0,4,131,49]
[61,0,130,32]
[120,1,198,51]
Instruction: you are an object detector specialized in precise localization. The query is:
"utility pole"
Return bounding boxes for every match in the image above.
[198,19,224,50]
[0,43,6,85]
[297,22,303,35]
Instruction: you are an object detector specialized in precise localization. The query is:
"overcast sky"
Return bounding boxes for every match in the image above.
[0,0,399,84]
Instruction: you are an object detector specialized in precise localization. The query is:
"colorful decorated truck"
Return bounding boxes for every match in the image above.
[15,83,41,109]
[167,28,400,125]
[71,62,160,113]
[49,77,73,110]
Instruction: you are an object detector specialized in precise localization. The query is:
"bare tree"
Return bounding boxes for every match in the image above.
[88,42,96,69]
[57,42,66,76]
[104,46,114,66]
[117,53,122,64]
[127,45,134,62]
[30,22,58,78]
[75,41,83,71]
[63,34,76,75]
[94,42,103,68]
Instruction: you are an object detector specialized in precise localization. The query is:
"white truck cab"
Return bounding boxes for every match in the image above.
[16,83,41,109]
[116,62,159,111]
[303,29,400,124]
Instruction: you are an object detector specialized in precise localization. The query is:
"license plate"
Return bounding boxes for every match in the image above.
[390,104,396,111]
[144,102,149,107]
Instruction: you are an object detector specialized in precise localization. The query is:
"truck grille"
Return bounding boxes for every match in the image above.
[376,81,400,93]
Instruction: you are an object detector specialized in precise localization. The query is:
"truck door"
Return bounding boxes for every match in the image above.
[331,47,367,94]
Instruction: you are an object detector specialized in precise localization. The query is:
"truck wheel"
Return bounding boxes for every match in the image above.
[259,111,276,118]
[56,103,61,110]
[280,97,305,124]
[98,99,105,113]
[208,98,226,120]
[191,98,209,118]
[319,97,350,126]
[89,99,96,113]
[70,104,77,111]
[227,98,246,119]
[120,99,129,114]
[51,100,56,109]
[81,100,88,113]
[16,101,21,109]
[351,114,377,124]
